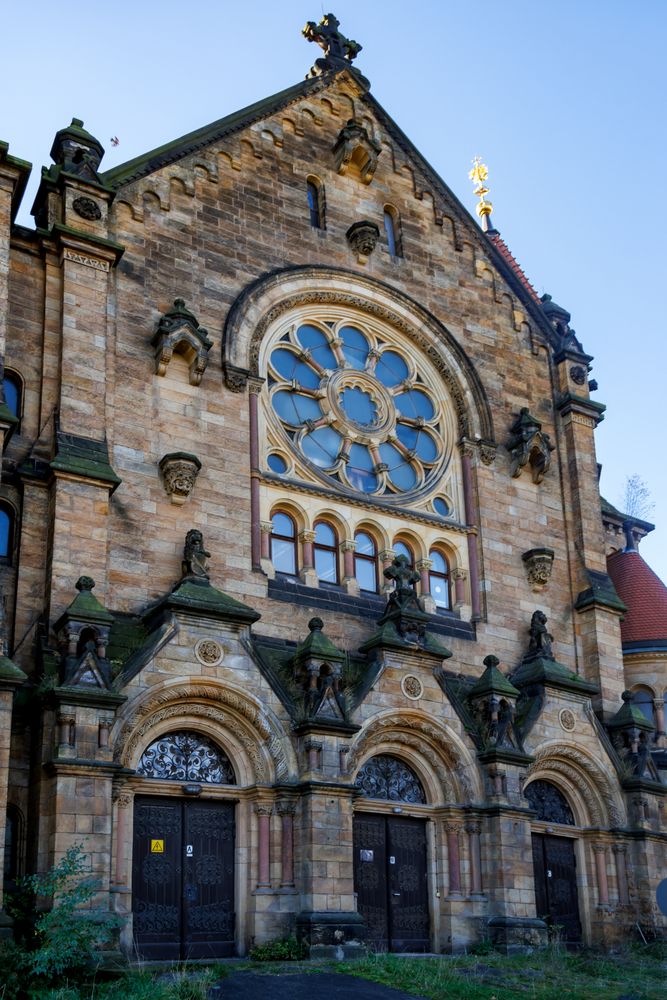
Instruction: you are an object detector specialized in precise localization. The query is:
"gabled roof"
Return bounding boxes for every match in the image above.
[102,68,559,344]
[607,547,667,647]
[486,231,541,304]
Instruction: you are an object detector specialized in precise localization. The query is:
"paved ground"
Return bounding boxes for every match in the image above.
[214,970,422,999]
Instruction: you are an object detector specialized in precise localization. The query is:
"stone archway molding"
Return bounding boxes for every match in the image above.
[347,709,480,804]
[525,741,625,828]
[222,265,495,443]
[113,678,295,783]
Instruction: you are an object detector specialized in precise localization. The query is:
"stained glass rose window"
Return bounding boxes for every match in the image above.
[265,317,450,501]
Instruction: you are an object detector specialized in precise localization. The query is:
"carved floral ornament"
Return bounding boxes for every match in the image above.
[159,452,202,505]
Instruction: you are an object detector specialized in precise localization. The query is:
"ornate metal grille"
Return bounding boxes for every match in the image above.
[355,754,426,803]
[525,779,575,825]
[136,731,236,784]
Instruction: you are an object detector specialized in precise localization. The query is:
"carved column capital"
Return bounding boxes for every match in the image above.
[415,558,433,572]
[299,530,316,544]
[465,821,481,835]
[260,520,274,535]
[592,842,607,855]
[611,843,627,855]
[254,802,274,817]
[340,539,356,553]
[452,567,468,581]
[276,800,297,818]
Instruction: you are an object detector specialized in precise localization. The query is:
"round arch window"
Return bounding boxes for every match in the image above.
[524,779,575,825]
[136,731,236,785]
[355,754,426,803]
[264,312,454,503]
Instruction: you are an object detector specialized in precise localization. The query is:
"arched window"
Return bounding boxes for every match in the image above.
[0,503,14,563]
[314,521,338,584]
[354,531,378,593]
[631,688,655,725]
[524,780,575,826]
[383,206,402,258]
[271,511,298,575]
[393,540,413,566]
[2,371,21,430]
[355,754,426,803]
[429,549,450,609]
[136,731,236,784]
[306,178,325,230]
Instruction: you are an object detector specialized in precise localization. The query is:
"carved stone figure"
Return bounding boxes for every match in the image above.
[159,452,202,505]
[182,529,211,581]
[346,220,380,263]
[527,610,554,660]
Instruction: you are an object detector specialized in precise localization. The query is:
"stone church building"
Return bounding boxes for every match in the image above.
[0,14,664,959]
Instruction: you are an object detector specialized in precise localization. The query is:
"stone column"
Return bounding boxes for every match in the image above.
[379,549,395,594]
[466,821,483,895]
[0,661,26,936]
[444,822,462,896]
[416,558,436,613]
[248,382,262,571]
[452,567,467,609]
[592,843,609,906]
[460,448,481,620]
[299,530,317,586]
[113,791,132,886]
[612,844,629,905]
[341,539,359,595]
[260,521,273,562]
[654,698,666,746]
[255,803,272,889]
[277,801,297,888]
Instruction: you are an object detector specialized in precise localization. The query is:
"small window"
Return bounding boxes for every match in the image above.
[383,206,402,258]
[0,504,14,563]
[314,521,338,584]
[631,689,655,725]
[271,511,297,575]
[354,531,378,593]
[393,540,413,566]
[307,178,325,230]
[429,549,450,609]
[267,453,288,475]
[2,371,21,431]
[433,497,450,518]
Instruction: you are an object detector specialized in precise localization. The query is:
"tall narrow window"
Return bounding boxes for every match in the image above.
[383,206,402,258]
[307,178,325,229]
[271,511,297,575]
[429,549,450,609]
[354,531,378,593]
[0,504,14,563]
[631,688,655,725]
[314,521,338,584]
[2,371,21,432]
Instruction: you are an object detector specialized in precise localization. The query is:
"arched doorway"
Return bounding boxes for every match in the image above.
[353,754,430,952]
[525,780,582,944]
[131,731,237,960]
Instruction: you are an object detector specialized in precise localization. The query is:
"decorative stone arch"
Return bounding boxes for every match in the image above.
[113,679,296,784]
[222,266,495,444]
[391,528,425,564]
[353,517,390,556]
[311,507,352,545]
[269,497,310,536]
[347,709,481,805]
[525,741,626,829]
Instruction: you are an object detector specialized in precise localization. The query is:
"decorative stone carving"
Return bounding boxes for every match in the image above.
[72,196,102,221]
[332,119,381,184]
[559,708,576,732]
[302,12,364,80]
[527,745,624,828]
[569,365,587,386]
[151,299,212,386]
[467,654,522,751]
[194,639,223,667]
[526,610,554,661]
[479,442,497,466]
[401,675,423,701]
[181,529,211,583]
[522,548,555,591]
[159,452,202,505]
[136,730,236,784]
[346,220,380,264]
[607,691,659,781]
[355,754,426,803]
[224,363,250,393]
[507,408,555,484]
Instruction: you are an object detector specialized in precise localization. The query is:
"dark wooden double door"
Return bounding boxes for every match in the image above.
[531,833,582,944]
[353,814,430,952]
[132,797,235,960]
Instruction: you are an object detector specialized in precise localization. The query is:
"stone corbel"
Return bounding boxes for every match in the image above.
[522,548,555,591]
[159,452,202,505]
[152,298,212,386]
[332,119,382,184]
[507,408,555,484]
[346,220,380,264]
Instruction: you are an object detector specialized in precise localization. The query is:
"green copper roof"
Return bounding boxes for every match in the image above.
[0,654,27,684]
[468,655,520,699]
[608,691,655,732]
[164,578,260,625]
[294,617,344,665]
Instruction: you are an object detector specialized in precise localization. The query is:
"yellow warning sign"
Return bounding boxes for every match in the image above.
[150,839,164,853]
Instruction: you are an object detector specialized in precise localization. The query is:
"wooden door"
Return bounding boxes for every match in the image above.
[132,797,235,960]
[353,814,429,952]
[531,833,582,944]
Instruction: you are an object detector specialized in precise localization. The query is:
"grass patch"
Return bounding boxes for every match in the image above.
[334,944,666,1000]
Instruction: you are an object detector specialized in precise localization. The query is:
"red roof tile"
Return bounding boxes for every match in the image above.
[487,232,542,305]
[607,548,667,644]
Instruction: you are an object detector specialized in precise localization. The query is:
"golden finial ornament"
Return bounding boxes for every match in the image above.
[469,156,493,225]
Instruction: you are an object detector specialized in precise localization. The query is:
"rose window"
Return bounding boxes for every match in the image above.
[266,319,448,499]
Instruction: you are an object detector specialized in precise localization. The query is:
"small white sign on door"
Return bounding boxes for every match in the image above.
[186,844,194,857]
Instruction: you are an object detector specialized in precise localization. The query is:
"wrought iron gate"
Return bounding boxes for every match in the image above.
[531,833,582,944]
[132,797,235,959]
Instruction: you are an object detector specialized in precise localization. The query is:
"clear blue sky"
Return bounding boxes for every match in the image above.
[3,1,666,577]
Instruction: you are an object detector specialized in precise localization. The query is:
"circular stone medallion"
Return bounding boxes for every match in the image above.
[402,674,423,700]
[195,639,224,667]
[559,708,576,732]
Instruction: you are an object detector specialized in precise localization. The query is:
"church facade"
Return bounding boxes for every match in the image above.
[0,15,664,959]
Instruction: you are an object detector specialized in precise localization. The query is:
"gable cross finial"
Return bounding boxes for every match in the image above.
[469,156,495,232]
[303,13,363,79]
